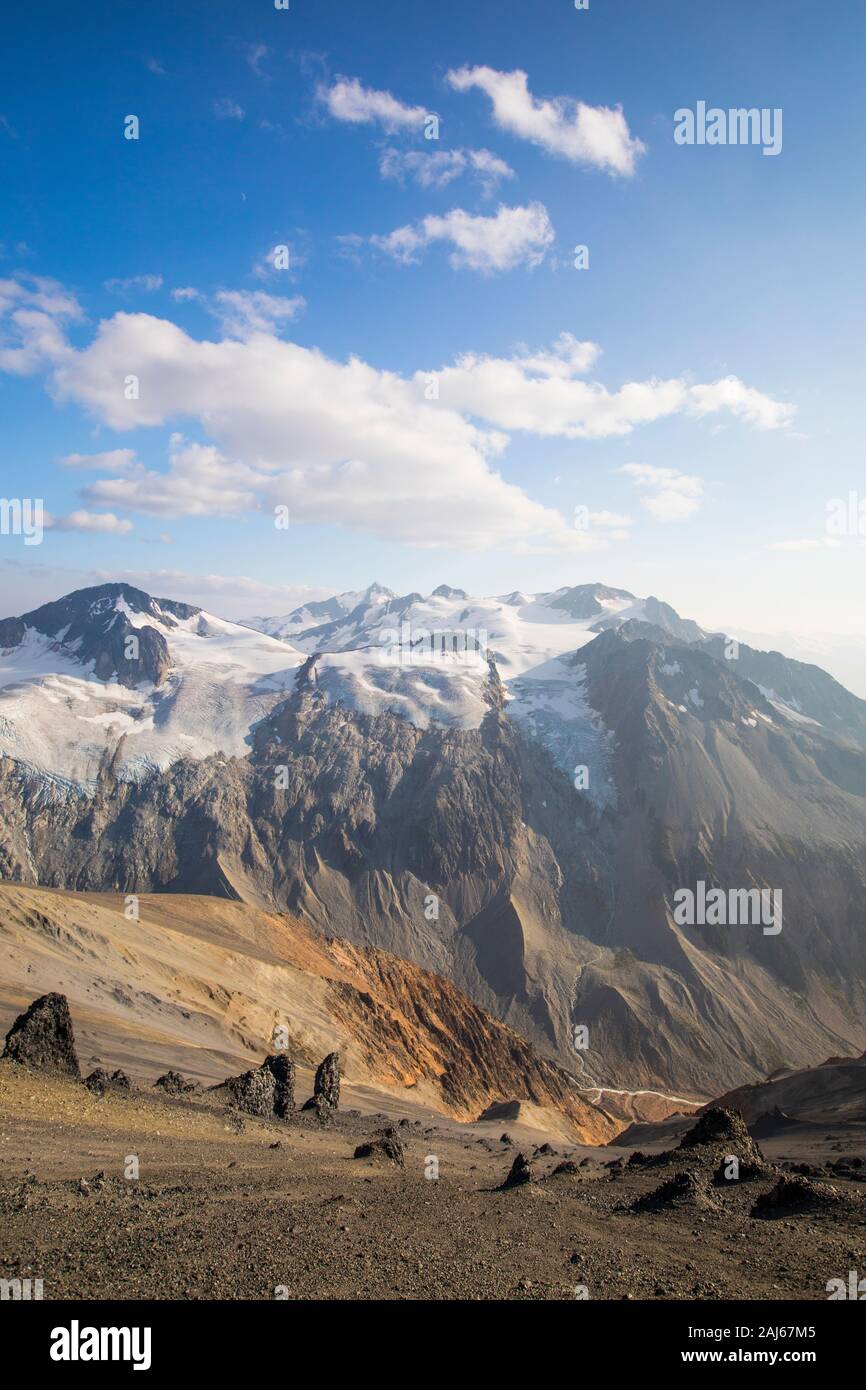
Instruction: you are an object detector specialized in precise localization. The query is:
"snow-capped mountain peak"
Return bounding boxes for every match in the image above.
[4,579,865,800]
[0,583,304,788]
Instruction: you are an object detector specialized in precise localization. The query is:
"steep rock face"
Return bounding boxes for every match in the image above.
[1,618,866,1102]
[567,626,866,1092]
[700,634,866,749]
[0,684,612,1072]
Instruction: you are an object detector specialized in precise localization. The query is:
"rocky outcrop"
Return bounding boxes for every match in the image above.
[215,1055,299,1121]
[353,1135,405,1165]
[674,1108,766,1180]
[632,1169,721,1213]
[752,1175,846,1217]
[2,993,80,1077]
[679,1107,760,1156]
[302,1052,341,1119]
[220,1066,276,1118]
[85,1068,132,1096]
[262,1054,295,1118]
[500,1153,533,1189]
[153,1070,199,1095]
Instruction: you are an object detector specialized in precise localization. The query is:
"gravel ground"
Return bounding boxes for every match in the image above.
[1,1063,864,1301]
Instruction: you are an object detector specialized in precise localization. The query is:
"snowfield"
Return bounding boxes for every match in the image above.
[4,580,844,807]
[0,605,304,788]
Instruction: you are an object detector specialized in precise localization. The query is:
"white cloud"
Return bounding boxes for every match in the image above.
[43,312,584,552]
[104,274,163,295]
[379,147,514,192]
[80,439,262,519]
[252,239,309,280]
[372,202,554,273]
[446,65,645,175]
[47,510,134,534]
[209,290,305,338]
[145,58,166,77]
[0,274,81,374]
[244,44,269,78]
[689,376,796,430]
[575,507,633,541]
[59,449,138,471]
[168,286,305,336]
[0,275,80,320]
[432,333,793,438]
[620,463,704,522]
[214,98,245,120]
[0,278,798,556]
[318,76,429,131]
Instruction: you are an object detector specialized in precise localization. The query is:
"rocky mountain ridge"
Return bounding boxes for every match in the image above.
[1,579,865,1104]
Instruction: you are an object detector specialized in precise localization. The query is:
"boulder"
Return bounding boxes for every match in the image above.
[353,1137,405,1166]
[302,1051,341,1117]
[500,1152,533,1189]
[84,1068,132,1096]
[153,1069,198,1095]
[223,1067,276,1118]
[2,993,80,1078]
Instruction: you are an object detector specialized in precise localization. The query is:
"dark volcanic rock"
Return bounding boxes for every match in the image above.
[3,993,80,1077]
[550,1160,580,1176]
[784,1161,825,1177]
[353,1137,405,1166]
[85,1069,112,1095]
[153,1069,198,1095]
[302,1052,341,1117]
[222,1067,276,1118]
[752,1175,845,1217]
[712,1154,766,1185]
[500,1152,533,1189]
[262,1054,295,1118]
[632,1169,721,1213]
[680,1107,753,1150]
[679,1107,763,1169]
[84,1068,132,1096]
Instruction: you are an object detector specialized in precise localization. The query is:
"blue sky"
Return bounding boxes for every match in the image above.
[1,0,864,632]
